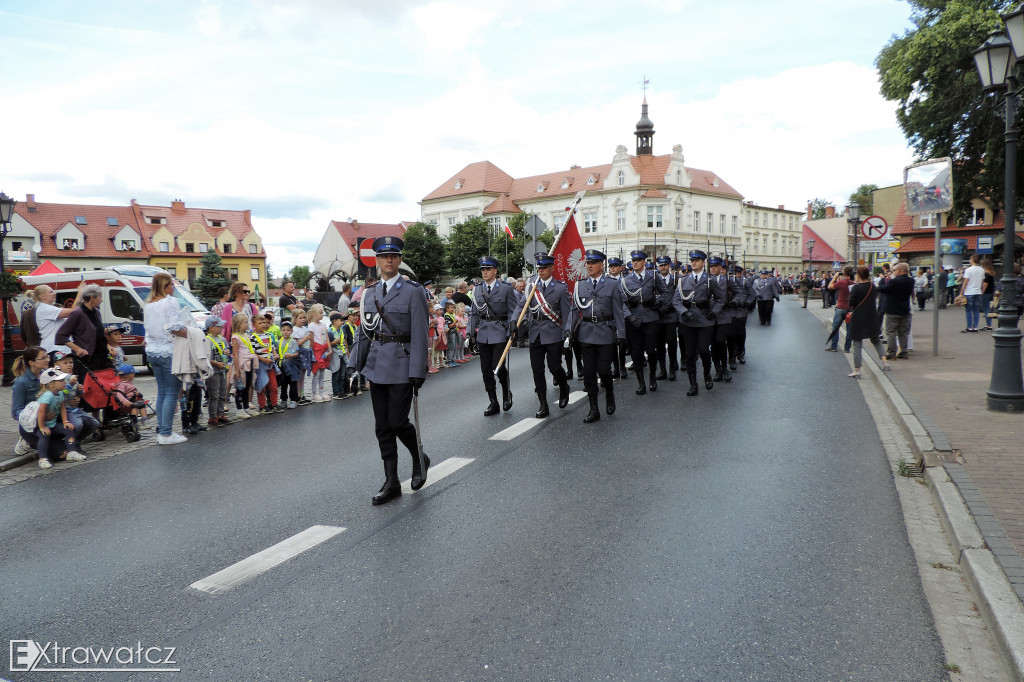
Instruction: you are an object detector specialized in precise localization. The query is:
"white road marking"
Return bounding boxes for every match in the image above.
[489,392,588,441]
[568,390,587,405]
[190,525,345,594]
[401,456,474,493]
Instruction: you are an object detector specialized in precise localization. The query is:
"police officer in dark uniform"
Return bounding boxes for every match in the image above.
[728,264,753,367]
[654,255,678,381]
[674,249,724,396]
[621,250,659,395]
[511,252,572,418]
[754,269,782,325]
[606,256,630,380]
[470,256,518,415]
[708,256,733,383]
[573,250,626,423]
[353,236,430,505]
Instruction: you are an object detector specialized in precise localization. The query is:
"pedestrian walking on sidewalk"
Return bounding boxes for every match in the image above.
[847,266,891,378]
[959,254,986,332]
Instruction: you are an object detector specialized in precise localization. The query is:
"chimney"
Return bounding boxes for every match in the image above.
[352,219,360,230]
[778,205,785,211]
[26,194,36,213]
[825,205,836,219]
[243,210,251,224]
[171,199,185,213]
[806,202,813,221]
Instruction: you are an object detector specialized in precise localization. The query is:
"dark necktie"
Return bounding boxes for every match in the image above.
[382,282,387,297]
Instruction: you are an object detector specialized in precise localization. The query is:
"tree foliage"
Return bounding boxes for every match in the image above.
[195,251,230,307]
[286,265,312,290]
[848,184,879,216]
[809,198,833,220]
[877,0,1015,224]
[402,222,446,284]
[445,216,491,280]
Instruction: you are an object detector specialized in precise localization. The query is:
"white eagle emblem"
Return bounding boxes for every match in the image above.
[568,248,587,279]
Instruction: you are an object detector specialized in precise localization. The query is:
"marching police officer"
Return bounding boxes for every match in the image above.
[754,269,782,325]
[511,252,572,418]
[573,250,626,423]
[470,256,518,415]
[353,236,430,505]
[728,264,754,367]
[654,255,678,381]
[621,250,659,395]
[674,249,724,396]
[708,256,732,383]
[606,256,630,380]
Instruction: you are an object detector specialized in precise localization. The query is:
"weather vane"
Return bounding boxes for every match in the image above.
[640,75,650,96]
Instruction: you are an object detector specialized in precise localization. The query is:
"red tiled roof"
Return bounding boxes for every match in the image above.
[802,224,846,261]
[133,201,263,258]
[483,194,521,215]
[14,201,150,259]
[641,188,668,199]
[891,195,1007,235]
[895,232,1024,253]
[330,221,408,255]
[421,161,515,201]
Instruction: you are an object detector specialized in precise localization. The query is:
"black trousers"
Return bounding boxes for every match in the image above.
[183,382,203,428]
[564,337,583,375]
[613,338,628,375]
[656,321,679,372]
[626,321,657,370]
[728,316,746,360]
[530,341,567,394]
[478,342,509,393]
[370,382,418,463]
[679,324,714,374]
[580,342,614,397]
[757,299,774,324]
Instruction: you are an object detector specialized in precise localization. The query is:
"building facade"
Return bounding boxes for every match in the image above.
[420,100,745,264]
[740,201,804,275]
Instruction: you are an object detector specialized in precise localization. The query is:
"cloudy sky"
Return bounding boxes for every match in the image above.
[1,0,917,274]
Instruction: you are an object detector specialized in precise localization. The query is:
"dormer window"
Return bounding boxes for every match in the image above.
[62,238,80,250]
[454,178,464,190]
[199,243,208,253]
[159,242,170,252]
[120,240,136,251]
[74,216,87,225]
[536,182,547,193]
[223,243,231,254]
[209,220,226,228]
[249,243,258,254]
[587,176,596,185]
[561,180,570,189]
[147,216,165,225]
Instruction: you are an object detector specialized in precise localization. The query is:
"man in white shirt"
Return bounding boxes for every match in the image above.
[960,254,986,332]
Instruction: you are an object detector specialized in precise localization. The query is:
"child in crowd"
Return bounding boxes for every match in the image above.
[291,309,312,405]
[427,304,438,373]
[455,302,469,362]
[263,308,280,339]
[231,312,258,418]
[179,378,205,434]
[433,304,447,369]
[35,367,84,468]
[277,321,301,408]
[112,364,147,419]
[105,324,126,368]
[205,317,230,426]
[342,307,365,395]
[250,314,282,413]
[328,311,348,399]
[307,304,331,402]
[444,301,458,368]
[53,351,101,443]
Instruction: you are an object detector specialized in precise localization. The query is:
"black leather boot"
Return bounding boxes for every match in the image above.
[739,353,746,365]
[729,354,738,371]
[713,363,724,382]
[723,367,732,382]
[704,367,714,390]
[558,382,570,409]
[484,389,500,416]
[636,369,647,395]
[655,366,667,381]
[372,458,401,505]
[501,382,513,412]
[669,366,677,381]
[410,453,431,491]
[686,372,699,397]
[620,366,628,380]
[583,394,601,423]
[565,365,573,381]
[535,393,549,418]
[605,382,616,415]
[649,367,658,391]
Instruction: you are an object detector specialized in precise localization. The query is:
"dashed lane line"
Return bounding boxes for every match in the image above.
[401,456,474,493]
[488,391,587,441]
[190,525,346,595]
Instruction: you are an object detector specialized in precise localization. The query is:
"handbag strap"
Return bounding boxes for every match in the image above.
[851,282,873,312]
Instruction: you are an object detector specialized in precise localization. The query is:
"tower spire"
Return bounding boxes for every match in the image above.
[634,94,655,156]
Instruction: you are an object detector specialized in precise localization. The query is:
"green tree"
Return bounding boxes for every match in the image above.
[445,216,491,279]
[402,222,446,283]
[265,263,275,286]
[848,184,879,217]
[286,265,312,290]
[194,251,230,307]
[877,1,1012,225]
[809,198,833,220]
[537,228,555,250]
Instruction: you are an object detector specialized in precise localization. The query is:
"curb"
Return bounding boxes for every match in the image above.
[804,300,1024,680]
[0,454,33,472]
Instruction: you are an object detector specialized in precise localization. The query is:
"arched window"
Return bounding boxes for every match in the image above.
[618,170,625,187]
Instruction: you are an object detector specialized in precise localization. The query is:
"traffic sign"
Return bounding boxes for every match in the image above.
[522,239,541,267]
[832,261,842,269]
[860,215,890,241]
[524,215,547,240]
[359,238,376,267]
[977,236,994,254]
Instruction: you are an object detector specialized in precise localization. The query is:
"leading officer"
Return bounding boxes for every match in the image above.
[511,252,572,418]
[353,236,429,505]
[470,256,518,415]
[574,249,626,423]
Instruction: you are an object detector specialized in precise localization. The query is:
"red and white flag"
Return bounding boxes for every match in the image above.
[551,212,587,295]
[503,222,515,240]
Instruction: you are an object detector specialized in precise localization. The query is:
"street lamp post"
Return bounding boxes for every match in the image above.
[805,238,815,308]
[0,192,18,387]
[974,20,1024,412]
[846,201,861,267]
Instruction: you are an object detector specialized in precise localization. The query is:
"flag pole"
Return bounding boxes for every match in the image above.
[494,191,585,374]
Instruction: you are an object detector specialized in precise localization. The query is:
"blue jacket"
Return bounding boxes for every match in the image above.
[620,268,660,324]
[11,370,41,420]
[511,277,571,345]
[572,276,626,345]
[470,280,518,344]
[354,279,429,384]
[673,270,724,328]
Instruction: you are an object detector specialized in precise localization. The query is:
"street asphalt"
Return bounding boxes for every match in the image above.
[0,302,949,681]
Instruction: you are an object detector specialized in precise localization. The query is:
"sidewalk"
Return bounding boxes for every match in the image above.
[804,297,1024,677]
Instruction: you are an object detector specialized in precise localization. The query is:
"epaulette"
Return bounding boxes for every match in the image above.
[404,279,423,288]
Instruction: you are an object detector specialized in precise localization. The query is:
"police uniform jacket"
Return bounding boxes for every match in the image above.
[573,276,626,345]
[510,276,571,346]
[620,269,660,324]
[354,279,429,384]
[713,274,735,324]
[673,269,724,328]
[729,275,754,319]
[470,279,518,344]
[655,272,677,324]
[753,276,782,301]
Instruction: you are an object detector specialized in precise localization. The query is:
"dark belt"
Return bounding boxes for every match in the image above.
[583,315,613,323]
[481,315,509,322]
[530,313,559,323]
[375,334,411,343]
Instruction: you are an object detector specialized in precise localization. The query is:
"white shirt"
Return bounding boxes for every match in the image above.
[35,302,66,353]
[962,265,985,295]
[380,275,401,295]
[143,296,192,358]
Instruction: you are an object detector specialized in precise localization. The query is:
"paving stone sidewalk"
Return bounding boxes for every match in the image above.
[806,297,1024,601]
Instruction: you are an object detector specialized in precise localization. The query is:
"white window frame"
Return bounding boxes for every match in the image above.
[199,243,208,253]
[719,214,726,234]
[969,207,985,225]
[647,206,663,229]
[675,208,682,230]
[693,211,700,232]
[250,267,260,281]
[616,209,626,231]
[554,214,565,231]
[248,243,258,254]
[919,214,939,228]
[448,216,456,227]
[617,170,625,187]
[583,212,598,234]
[706,213,713,234]
[731,216,738,235]
[159,242,169,252]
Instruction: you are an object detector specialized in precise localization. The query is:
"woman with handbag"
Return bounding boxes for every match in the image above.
[847,266,891,378]
[914,267,930,311]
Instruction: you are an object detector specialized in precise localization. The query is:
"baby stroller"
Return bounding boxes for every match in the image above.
[79,363,151,442]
